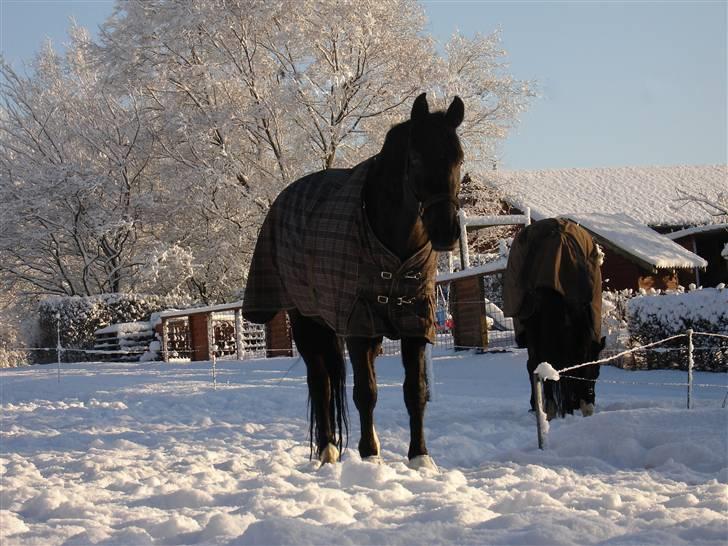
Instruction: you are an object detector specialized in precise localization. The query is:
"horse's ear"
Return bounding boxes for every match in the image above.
[446,96,464,128]
[411,93,429,123]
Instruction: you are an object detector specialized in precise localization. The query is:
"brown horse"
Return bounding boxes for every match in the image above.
[504,218,605,419]
[243,94,464,467]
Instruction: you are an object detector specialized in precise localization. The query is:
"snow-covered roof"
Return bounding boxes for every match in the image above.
[663,223,728,240]
[436,257,508,282]
[565,213,708,270]
[95,322,152,335]
[158,301,243,319]
[485,164,727,227]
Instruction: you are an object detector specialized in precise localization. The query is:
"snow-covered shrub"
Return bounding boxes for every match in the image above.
[0,313,28,368]
[626,287,728,372]
[35,293,191,363]
[0,346,28,368]
[601,290,633,351]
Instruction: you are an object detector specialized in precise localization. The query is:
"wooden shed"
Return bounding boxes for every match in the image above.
[482,164,726,290]
[156,302,284,361]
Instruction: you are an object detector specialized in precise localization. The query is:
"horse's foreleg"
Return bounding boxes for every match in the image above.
[347,336,382,459]
[401,337,430,462]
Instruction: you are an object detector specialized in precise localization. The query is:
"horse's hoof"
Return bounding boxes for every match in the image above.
[318,443,340,464]
[362,455,384,465]
[408,455,439,472]
[580,400,595,417]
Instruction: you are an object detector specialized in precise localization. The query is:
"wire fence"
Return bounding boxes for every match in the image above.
[532,329,728,450]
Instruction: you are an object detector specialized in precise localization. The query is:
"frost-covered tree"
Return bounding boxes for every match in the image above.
[0,28,160,297]
[1,0,533,306]
[93,0,532,300]
[675,188,728,221]
[457,172,517,261]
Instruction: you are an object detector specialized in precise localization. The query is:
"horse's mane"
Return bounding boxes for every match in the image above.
[376,121,410,178]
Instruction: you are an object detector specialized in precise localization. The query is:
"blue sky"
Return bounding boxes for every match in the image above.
[1,0,726,170]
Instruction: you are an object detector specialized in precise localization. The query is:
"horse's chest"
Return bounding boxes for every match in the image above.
[302,194,436,341]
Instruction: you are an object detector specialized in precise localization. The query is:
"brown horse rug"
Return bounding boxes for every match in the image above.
[503,218,602,347]
[242,158,437,342]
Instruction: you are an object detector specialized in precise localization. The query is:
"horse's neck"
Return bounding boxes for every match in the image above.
[364,162,429,262]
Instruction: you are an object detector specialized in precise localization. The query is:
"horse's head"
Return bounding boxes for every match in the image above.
[408,93,464,251]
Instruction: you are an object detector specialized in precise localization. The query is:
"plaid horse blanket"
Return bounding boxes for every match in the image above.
[242,158,437,342]
[503,218,602,347]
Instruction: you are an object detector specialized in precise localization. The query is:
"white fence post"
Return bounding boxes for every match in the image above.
[206,313,215,362]
[687,329,694,409]
[234,308,245,360]
[161,318,169,363]
[458,209,470,270]
[534,372,547,450]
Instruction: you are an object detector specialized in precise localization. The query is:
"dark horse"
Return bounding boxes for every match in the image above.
[243,94,464,467]
[503,218,605,420]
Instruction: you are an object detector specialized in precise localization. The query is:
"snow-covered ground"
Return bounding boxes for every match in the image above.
[1,350,726,546]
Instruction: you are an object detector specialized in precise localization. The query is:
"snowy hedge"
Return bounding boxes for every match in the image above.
[35,293,190,363]
[626,287,728,372]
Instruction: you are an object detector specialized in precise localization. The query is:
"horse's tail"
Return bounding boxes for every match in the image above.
[331,337,349,455]
[307,336,349,458]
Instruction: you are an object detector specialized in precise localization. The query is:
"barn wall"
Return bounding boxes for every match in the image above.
[265,311,293,358]
[450,276,488,349]
[601,249,643,291]
[601,248,684,291]
[674,232,728,287]
[189,314,210,361]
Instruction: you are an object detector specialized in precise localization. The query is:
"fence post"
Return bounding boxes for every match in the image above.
[534,372,547,450]
[458,209,470,270]
[234,308,245,360]
[687,329,694,410]
[161,318,169,363]
[211,344,218,390]
[206,313,215,362]
[55,312,62,383]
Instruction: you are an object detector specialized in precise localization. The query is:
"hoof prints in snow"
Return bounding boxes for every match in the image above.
[1,354,726,545]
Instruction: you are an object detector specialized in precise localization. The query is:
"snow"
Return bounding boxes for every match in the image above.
[565,212,708,270]
[94,322,153,336]
[485,164,727,227]
[534,362,561,381]
[664,223,728,241]
[158,301,244,319]
[628,286,728,327]
[1,351,727,545]
[435,257,507,282]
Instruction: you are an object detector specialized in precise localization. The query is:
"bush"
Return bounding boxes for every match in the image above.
[35,293,191,363]
[626,287,728,372]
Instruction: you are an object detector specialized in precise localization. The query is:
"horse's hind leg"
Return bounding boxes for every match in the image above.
[401,337,436,470]
[288,310,347,463]
[346,336,383,460]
